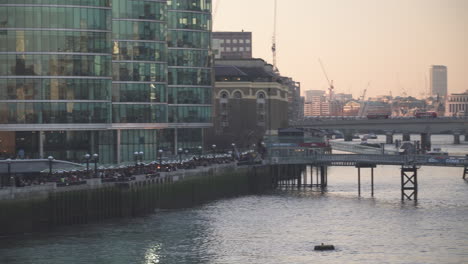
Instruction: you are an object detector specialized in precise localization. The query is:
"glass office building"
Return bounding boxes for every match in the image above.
[0,0,212,164]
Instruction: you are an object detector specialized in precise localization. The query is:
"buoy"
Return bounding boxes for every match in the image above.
[314,243,335,251]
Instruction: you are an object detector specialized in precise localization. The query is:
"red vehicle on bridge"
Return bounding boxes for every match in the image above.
[414,111,437,118]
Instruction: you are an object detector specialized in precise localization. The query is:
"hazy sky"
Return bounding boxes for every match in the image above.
[212,0,468,98]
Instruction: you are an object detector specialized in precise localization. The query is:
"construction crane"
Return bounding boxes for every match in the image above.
[360,86,368,101]
[357,83,369,117]
[213,0,221,21]
[318,58,334,100]
[272,0,279,73]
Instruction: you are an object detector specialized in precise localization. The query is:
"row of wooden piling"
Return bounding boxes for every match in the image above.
[271,164,328,189]
[0,165,272,236]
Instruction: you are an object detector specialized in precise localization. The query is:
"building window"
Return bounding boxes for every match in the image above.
[239,39,244,43]
[246,47,251,51]
[226,39,231,43]
[233,39,238,43]
[220,91,229,99]
[233,91,242,99]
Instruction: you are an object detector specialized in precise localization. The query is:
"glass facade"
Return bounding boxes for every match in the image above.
[167,0,213,131]
[0,0,212,164]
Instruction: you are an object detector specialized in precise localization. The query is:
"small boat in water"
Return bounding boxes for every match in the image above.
[314,243,335,251]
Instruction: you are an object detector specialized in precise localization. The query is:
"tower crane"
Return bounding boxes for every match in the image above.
[213,0,221,21]
[272,0,279,73]
[360,83,368,101]
[318,58,334,100]
[358,83,369,117]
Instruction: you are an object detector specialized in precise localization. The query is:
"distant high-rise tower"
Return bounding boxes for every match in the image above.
[429,65,447,98]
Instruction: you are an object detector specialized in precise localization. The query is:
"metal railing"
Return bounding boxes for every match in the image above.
[329,141,398,155]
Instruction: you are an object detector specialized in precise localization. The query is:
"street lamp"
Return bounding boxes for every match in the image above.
[6,158,11,187]
[84,153,91,177]
[48,156,54,176]
[138,151,144,172]
[211,144,216,159]
[92,153,99,177]
[184,149,189,159]
[231,143,237,160]
[134,151,139,166]
[178,148,183,163]
[158,149,163,164]
[198,146,202,159]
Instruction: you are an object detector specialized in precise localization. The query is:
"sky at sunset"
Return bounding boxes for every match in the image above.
[212,0,468,98]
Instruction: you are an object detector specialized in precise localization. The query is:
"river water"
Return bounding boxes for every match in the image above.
[1,137,467,264]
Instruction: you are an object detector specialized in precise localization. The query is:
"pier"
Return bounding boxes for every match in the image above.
[268,152,468,201]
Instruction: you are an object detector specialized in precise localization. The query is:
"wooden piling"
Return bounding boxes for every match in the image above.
[358,167,361,197]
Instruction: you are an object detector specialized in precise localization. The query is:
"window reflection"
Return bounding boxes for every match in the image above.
[0,78,110,100]
[168,105,211,123]
[0,102,110,124]
[112,104,167,123]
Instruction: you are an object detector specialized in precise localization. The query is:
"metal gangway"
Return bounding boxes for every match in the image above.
[270,153,468,167]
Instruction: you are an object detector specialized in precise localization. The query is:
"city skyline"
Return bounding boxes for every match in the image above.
[213,0,468,98]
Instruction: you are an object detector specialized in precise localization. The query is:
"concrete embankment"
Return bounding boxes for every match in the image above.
[0,163,272,236]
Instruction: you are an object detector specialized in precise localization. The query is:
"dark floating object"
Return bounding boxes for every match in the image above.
[314,243,335,251]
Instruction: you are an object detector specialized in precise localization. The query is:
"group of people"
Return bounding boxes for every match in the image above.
[6,153,252,188]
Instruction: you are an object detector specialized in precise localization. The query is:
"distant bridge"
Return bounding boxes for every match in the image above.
[291,117,468,145]
[291,117,467,134]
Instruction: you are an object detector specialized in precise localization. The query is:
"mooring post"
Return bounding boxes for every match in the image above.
[463,155,468,180]
[371,167,374,197]
[358,167,361,197]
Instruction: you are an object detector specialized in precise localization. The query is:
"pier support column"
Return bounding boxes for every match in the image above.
[463,155,468,180]
[402,132,411,142]
[344,131,354,142]
[421,133,431,152]
[401,166,418,201]
[320,166,327,190]
[357,167,361,197]
[386,132,394,144]
[453,133,461,145]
